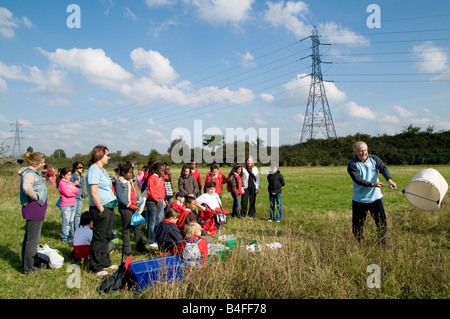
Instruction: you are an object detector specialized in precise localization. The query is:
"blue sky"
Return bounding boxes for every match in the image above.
[0,0,449,158]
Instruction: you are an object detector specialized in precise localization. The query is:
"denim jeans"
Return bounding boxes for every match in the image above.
[146,199,164,245]
[232,195,241,219]
[269,193,282,221]
[73,197,84,230]
[60,205,75,241]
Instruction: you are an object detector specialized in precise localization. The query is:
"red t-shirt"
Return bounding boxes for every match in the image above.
[147,173,166,201]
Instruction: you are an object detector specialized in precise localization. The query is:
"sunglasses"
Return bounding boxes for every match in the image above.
[77,166,84,169]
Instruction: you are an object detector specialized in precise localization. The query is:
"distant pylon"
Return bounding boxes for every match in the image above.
[300,26,337,143]
[11,119,23,158]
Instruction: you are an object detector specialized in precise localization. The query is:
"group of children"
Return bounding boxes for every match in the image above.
[53,159,284,268]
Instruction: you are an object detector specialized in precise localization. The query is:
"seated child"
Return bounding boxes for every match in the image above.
[72,211,94,260]
[176,196,213,242]
[71,211,116,261]
[173,222,208,268]
[155,208,183,253]
[196,181,222,210]
[170,192,185,214]
[197,182,229,236]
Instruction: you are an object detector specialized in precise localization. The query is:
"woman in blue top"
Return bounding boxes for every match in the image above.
[85,145,118,276]
[70,161,86,231]
[18,152,47,274]
[347,141,396,244]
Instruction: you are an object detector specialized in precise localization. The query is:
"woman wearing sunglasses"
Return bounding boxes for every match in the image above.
[71,161,86,231]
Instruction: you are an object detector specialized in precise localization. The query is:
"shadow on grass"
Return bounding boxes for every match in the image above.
[0,245,23,273]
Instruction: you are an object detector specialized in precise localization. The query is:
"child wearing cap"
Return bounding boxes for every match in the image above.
[170,192,185,214]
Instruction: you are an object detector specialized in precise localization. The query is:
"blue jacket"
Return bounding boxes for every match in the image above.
[19,168,47,206]
[70,173,86,199]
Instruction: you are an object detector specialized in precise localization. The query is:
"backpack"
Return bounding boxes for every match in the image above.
[97,263,126,294]
[164,173,174,198]
[98,254,132,294]
[182,237,203,269]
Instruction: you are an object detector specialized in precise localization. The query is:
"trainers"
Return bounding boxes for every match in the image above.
[267,219,273,222]
[95,270,108,276]
[148,243,159,249]
[104,264,118,270]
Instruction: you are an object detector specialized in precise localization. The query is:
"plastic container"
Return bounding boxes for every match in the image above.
[129,256,186,293]
[225,238,258,248]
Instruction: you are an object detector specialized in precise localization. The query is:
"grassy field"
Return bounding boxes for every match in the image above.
[0,164,448,299]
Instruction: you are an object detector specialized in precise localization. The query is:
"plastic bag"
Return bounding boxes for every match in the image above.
[36,244,64,268]
[130,213,145,226]
[137,193,147,215]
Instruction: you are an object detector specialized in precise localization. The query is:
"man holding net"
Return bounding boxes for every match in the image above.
[347,141,397,244]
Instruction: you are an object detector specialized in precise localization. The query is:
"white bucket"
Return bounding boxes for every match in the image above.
[404,169,448,211]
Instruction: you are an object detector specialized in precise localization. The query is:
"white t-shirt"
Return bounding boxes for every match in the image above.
[73,225,93,246]
[196,193,221,210]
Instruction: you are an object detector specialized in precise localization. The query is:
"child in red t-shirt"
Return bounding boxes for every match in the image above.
[170,192,185,214]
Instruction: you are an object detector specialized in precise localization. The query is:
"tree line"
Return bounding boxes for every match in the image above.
[12,125,450,168]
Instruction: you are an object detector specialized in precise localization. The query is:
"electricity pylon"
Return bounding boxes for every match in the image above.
[10,119,23,158]
[300,26,337,143]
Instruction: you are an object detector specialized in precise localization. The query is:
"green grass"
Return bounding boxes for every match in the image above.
[0,165,448,299]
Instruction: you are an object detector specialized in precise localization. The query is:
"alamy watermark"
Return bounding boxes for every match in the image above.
[366,264,381,289]
[170,120,279,167]
[66,264,81,289]
[366,4,381,29]
[66,4,81,29]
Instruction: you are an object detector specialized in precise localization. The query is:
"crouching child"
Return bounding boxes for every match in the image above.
[173,223,208,269]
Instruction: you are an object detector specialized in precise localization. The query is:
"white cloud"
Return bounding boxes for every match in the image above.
[145,128,170,144]
[0,61,27,90]
[318,22,370,46]
[260,93,275,105]
[413,41,448,73]
[0,61,71,95]
[237,51,256,67]
[184,0,254,24]
[343,101,377,120]
[149,18,179,38]
[122,7,137,20]
[46,97,70,107]
[0,7,18,38]
[35,47,255,110]
[28,66,72,95]
[0,114,9,124]
[250,112,268,126]
[89,97,112,106]
[145,0,175,7]
[264,1,310,38]
[393,105,416,118]
[264,2,368,46]
[38,47,133,89]
[282,73,347,107]
[130,48,179,85]
[22,17,34,29]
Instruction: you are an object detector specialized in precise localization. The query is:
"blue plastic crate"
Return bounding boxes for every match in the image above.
[129,255,186,293]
